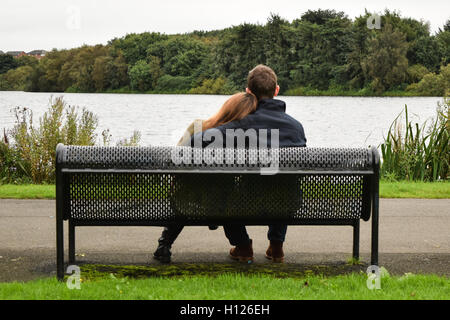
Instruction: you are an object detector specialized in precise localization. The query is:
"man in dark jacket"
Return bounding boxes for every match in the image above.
[201,65,306,263]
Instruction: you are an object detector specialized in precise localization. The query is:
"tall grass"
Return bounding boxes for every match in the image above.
[380,98,449,181]
[0,96,141,184]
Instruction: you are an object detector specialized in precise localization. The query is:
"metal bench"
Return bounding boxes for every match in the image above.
[55,144,380,280]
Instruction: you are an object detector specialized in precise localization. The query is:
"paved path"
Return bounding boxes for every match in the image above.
[0,199,449,281]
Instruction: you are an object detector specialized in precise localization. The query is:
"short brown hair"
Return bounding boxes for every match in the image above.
[247,65,277,100]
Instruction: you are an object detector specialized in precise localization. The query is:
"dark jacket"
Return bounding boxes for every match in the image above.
[190,98,307,148]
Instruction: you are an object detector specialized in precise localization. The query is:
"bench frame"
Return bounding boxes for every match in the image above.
[56,145,379,280]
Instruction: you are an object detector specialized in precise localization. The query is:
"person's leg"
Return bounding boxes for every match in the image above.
[223,224,251,246]
[223,224,253,262]
[267,224,287,242]
[266,224,287,263]
[153,225,184,263]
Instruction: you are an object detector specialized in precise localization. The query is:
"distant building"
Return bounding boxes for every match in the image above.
[4,50,47,59]
[6,51,26,58]
[0,50,4,55]
[27,50,47,59]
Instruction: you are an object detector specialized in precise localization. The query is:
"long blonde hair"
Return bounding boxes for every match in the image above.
[202,92,257,131]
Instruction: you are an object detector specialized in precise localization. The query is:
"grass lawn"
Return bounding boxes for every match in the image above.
[0,270,448,300]
[0,180,448,199]
[0,184,55,199]
[380,180,450,199]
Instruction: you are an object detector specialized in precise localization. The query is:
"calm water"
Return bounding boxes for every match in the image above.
[0,91,443,148]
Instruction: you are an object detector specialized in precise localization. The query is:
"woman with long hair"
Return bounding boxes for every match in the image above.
[177,92,258,146]
[153,92,257,263]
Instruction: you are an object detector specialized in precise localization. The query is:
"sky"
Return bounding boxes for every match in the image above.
[1,0,449,52]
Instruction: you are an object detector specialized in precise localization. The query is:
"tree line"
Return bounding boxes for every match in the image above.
[1,9,449,96]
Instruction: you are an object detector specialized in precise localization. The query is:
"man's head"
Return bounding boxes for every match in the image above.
[246,64,280,100]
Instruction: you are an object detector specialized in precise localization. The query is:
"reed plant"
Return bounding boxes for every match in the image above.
[0,129,30,184]
[380,98,449,181]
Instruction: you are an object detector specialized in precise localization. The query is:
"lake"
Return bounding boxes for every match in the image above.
[0,91,444,148]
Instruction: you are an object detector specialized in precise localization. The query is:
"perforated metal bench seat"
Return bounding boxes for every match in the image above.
[55,144,380,280]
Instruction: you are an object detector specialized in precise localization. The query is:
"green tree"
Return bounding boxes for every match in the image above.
[215,23,266,88]
[92,56,112,91]
[345,13,373,89]
[437,30,450,66]
[16,55,38,68]
[38,49,71,91]
[147,37,208,77]
[0,65,34,90]
[91,50,129,91]
[0,54,18,74]
[71,45,109,92]
[442,19,450,32]
[408,36,442,72]
[129,60,153,91]
[290,10,353,90]
[382,10,429,42]
[264,14,294,91]
[110,32,168,65]
[299,9,347,25]
[147,55,163,88]
[361,24,409,93]
[109,50,130,89]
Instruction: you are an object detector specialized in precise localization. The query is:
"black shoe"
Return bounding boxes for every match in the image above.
[153,244,172,264]
[208,225,219,230]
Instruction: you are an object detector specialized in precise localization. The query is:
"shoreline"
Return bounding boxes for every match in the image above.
[0,90,443,98]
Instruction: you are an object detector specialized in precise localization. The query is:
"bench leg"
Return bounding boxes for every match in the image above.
[69,221,75,264]
[352,220,360,260]
[56,214,64,281]
[371,194,379,266]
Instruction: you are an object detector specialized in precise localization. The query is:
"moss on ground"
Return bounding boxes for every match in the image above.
[76,261,367,282]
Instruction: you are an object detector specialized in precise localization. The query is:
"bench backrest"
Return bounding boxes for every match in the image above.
[56,145,379,225]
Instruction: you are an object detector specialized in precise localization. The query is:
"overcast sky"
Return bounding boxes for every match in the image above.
[1,0,449,52]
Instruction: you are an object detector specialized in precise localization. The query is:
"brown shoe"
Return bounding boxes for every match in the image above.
[265,240,284,263]
[229,239,254,263]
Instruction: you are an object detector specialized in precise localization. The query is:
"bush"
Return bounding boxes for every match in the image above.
[1,97,142,184]
[65,86,81,93]
[189,77,237,95]
[2,97,99,183]
[406,64,450,96]
[408,73,444,96]
[406,64,429,83]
